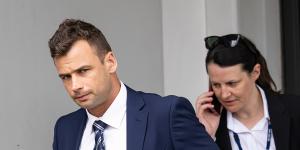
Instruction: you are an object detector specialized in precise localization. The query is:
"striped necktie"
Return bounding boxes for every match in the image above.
[93,120,107,150]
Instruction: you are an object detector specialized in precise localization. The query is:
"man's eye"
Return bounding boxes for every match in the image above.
[60,75,70,80]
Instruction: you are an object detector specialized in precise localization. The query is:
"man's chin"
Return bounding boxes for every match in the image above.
[74,100,93,109]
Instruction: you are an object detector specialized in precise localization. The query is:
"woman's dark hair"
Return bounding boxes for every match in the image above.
[205,34,278,93]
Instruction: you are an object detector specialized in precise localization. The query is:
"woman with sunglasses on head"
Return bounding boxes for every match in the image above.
[196,34,300,150]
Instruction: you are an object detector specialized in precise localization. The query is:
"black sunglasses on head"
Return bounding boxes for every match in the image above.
[204,34,257,55]
[204,34,241,50]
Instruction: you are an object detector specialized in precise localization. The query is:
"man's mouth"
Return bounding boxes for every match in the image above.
[74,93,90,102]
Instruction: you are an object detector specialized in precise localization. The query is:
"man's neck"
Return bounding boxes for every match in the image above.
[89,77,121,117]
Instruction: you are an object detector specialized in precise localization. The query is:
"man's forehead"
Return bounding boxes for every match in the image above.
[55,58,88,73]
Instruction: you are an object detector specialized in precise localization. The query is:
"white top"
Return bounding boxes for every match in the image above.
[227,86,276,150]
[80,82,127,150]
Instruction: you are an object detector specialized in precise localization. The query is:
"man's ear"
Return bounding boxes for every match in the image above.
[251,64,261,81]
[104,52,117,73]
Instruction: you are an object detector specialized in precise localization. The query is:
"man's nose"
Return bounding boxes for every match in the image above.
[71,76,83,92]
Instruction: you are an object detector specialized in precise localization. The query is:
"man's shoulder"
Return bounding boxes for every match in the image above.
[136,90,189,104]
[55,108,86,125]
[126,84,185,100]
[137,92,194,115]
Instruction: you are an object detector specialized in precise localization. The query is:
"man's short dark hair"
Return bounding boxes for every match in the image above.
[48,19,112,61]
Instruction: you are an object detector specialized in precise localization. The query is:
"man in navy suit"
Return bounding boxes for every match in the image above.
[48,19,218,150]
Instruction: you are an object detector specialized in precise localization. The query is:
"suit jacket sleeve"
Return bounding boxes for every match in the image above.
[53,117,60,150]
[169,97,219,150]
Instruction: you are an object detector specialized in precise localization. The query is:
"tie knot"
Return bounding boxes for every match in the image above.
[93,120,107,132]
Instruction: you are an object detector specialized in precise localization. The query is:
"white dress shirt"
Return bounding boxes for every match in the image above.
[80,82,127,150]
[227,86,276,150]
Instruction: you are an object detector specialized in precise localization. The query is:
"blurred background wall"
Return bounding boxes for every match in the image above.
[0,0,282,149]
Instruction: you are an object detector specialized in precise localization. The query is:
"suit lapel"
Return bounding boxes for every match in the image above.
[267,92,290,150]
[74,109,88,150]
[126,86,148,150]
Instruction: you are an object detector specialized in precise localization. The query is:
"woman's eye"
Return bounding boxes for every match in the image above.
[212,84,220,89]
[79,69,88,73]
[228,82,237,87]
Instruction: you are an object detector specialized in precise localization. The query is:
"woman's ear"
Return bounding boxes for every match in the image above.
[251,64,261,81]
[104,52,117,73]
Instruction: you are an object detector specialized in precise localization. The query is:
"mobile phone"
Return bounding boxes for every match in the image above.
[209,83,222,114]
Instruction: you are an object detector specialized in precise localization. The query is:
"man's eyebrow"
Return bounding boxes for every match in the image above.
[58,73,69,77]
[58,65,91,77]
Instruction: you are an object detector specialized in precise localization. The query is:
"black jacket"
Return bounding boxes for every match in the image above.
[215,90,300,150]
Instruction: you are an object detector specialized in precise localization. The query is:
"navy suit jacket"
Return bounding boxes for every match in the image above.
[53,86,219,150]
[215,90,300,150]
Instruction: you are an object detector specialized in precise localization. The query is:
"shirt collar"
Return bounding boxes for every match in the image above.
[227,85,270,132]
[258,85,270,120]
[85,81,127,131]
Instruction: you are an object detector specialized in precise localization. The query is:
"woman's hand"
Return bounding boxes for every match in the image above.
[195,91,222,139]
